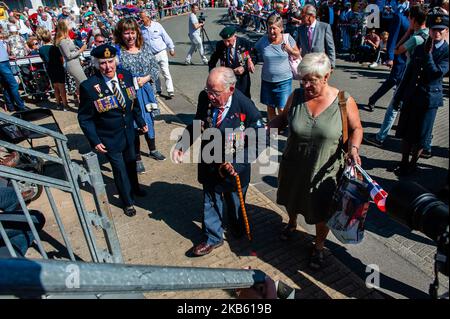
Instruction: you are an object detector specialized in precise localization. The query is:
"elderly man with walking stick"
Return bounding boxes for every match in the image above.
[172,67,264,256]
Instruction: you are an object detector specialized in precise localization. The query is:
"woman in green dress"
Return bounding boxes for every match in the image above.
[269,53,363,269]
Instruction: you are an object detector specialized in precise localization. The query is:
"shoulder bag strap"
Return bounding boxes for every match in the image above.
[338,90,349,152]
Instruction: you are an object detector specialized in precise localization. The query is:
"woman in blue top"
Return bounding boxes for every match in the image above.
[114,18,165,175]
[255,13,300,122]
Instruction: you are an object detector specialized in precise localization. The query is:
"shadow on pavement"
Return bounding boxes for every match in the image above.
[325,241,431,299]
[225,205,381,299]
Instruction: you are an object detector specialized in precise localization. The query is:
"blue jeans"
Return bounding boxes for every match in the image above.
[202,185,248,245]
[0,61,25,111]
[0,187,19,211]
[0,210,46,258]
[376,99,399,142]
[253,16,261,31]
[423,133,432,152]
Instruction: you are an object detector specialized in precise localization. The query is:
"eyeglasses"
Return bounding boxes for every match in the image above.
[300,78,321,86]
[204,88,225,98]
[32,42,39,46]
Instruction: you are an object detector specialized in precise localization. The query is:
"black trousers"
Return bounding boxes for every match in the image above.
[105,143,139,207]
[369,62,407,105]
[236,73,251,99]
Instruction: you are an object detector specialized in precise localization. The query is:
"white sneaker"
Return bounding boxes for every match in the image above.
[368,62,378,68]
[185,60,192,65]
[202,59,209,65]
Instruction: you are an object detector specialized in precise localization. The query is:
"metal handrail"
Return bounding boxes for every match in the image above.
[0,112,67,141]
[1,111,122,264]
[0,258,266,297]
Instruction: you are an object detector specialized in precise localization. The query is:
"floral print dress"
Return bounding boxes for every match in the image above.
[118,43,160,138]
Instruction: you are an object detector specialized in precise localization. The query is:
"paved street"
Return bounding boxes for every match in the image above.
[155,8,449,298]
[24,97,381,299]
[11,8,448,299]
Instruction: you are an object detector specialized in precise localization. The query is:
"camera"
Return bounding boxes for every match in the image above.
[198,12,206,23]
[385,181,449,298]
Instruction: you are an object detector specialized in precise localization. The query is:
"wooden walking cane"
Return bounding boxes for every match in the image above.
[235,174,252,242]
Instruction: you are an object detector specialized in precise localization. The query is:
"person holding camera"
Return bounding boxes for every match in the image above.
[391,13,449,177]
[185,3,209,65]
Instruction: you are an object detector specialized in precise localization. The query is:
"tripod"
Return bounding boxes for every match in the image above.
[200,26,214,53]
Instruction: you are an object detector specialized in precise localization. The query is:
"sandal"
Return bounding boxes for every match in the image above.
[309,247,324,270]
[279,224,297,241]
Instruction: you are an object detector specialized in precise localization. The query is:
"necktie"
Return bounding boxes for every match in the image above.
[307,26,313,50]
[229,47,234,66]
[111,80,126,110]
[216,108,224,128]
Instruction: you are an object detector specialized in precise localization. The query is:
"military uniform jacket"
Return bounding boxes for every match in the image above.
[394,41,449,110]
[208,37,253,74]
[179,89,264,192]
[78,70,146,153]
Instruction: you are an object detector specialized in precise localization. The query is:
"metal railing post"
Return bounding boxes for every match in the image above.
[55,139,100,263]
[82,152,123,263]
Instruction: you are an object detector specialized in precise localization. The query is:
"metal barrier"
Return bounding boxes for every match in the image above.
[0,258,266,298]
[0,111,267,298]
[9,56,54,99]
[0,111,123,264]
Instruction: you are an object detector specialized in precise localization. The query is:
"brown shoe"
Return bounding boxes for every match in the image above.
[192,241,223,256]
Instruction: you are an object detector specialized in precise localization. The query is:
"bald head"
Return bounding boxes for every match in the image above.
[207,67,237,90]
[206,67,237,107]
[303,4,317,16]
[139,10,151,26]
[302,4,317,26]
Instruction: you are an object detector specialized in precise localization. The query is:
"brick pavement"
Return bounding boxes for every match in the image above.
[19,96,382,299]
[150,7,449,294]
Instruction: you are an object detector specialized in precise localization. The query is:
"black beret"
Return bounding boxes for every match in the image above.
[90,44,117,59]
[219,26,236,39]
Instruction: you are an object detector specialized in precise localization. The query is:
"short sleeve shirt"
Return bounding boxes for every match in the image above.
[255,34,296,83]
[403,28,429,62]
[189,13,200,36]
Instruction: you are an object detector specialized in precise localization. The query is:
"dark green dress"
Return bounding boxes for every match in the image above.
[277,88,346,224]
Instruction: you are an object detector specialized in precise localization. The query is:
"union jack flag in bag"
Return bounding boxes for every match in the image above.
[354,164,388,213]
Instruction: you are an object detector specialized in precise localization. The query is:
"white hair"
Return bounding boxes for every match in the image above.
[303,4,317,17]
[298,53,331,79]
[209,67,237,90]
[91,56,120,69]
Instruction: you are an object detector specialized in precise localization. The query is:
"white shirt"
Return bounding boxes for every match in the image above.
[308,19,317,34]
[435,40,445,50]
[39,17,53,32]
[102,74,126,102]
[141,21,175,55]
[18,20,33,36]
